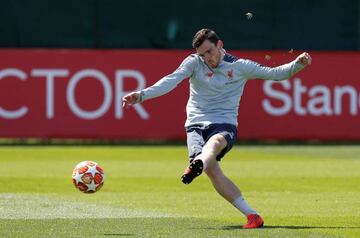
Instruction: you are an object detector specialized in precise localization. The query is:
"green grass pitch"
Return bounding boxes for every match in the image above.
[0,145,359,237]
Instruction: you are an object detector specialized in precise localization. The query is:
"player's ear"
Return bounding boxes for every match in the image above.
[216,40,223,49]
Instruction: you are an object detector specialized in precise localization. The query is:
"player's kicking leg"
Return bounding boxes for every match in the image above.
[181,125,207,184]
[182,130,264,228]
[181,134,227,184]
[181,133,225,184]
[181,159,204,184]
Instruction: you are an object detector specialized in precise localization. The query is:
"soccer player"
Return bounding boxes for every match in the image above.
[122,28,312,228]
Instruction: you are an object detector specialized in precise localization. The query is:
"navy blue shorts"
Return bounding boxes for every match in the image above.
[185,123,237,162]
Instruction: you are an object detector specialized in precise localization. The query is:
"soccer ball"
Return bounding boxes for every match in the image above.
[72,161,105,193]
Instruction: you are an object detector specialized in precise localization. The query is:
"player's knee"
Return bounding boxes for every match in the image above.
[209,135,227,151]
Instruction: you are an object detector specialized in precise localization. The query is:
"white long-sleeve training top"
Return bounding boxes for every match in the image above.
[139,52,304,127]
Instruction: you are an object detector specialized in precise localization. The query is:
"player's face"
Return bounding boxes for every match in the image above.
[196,39,223,68]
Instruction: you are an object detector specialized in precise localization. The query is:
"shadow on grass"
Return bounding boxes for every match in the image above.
[221,225,360,230]
[103,234,134,236]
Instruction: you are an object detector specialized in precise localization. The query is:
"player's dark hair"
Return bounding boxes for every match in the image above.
[192,28,220,49]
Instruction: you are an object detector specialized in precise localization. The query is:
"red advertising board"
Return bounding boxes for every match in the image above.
[0,49,359,140]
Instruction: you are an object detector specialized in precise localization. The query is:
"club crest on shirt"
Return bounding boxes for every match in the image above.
[206,72,214,79]
[227,70,234,80]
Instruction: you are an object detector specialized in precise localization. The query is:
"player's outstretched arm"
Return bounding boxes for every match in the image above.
[242,51,312,81]
[296,52,312,66]
[122,55,196,108]
[122,92,141,108]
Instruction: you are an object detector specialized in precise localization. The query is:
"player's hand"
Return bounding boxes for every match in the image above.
[122,92,140,107]
[296,52,312,66]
